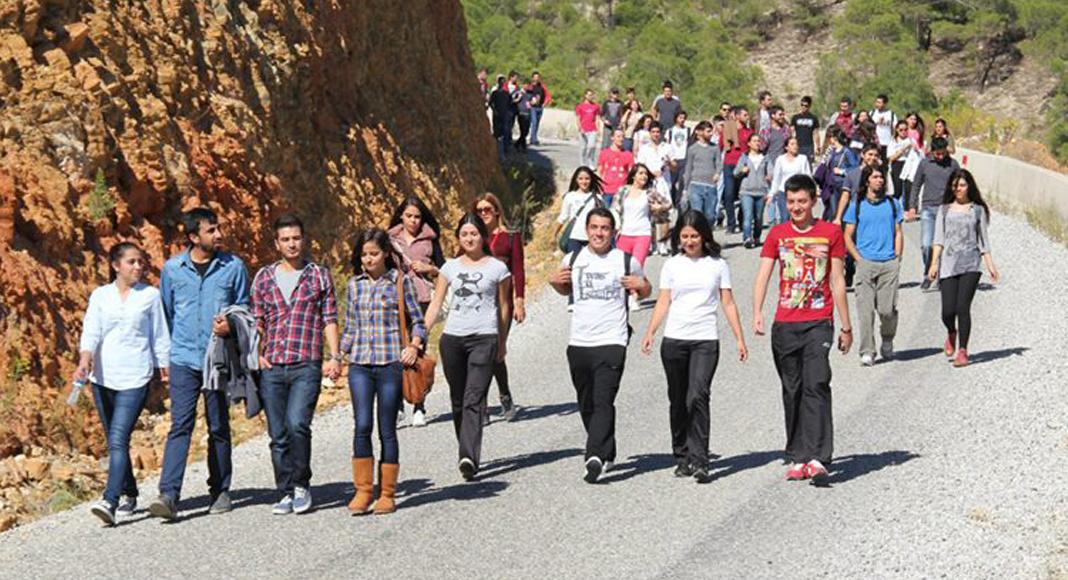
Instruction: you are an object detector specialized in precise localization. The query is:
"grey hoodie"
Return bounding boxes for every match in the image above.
[734,153,771,197]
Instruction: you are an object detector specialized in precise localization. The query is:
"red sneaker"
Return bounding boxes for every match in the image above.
[953,349,969,367]
[944,332,957,358]
[786,463,806,481]
[804,460,829,481]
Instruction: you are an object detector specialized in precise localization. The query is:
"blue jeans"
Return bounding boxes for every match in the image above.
[770,191,788,224]
[348,363,403,463]
[741,194,767,243]
[689,182,719,224]
[721,166,738,229]
[260,361,322,493]
[93,384,147,505]
[529,107,543,144]
[920,206,939,274]
[159,364,232,501]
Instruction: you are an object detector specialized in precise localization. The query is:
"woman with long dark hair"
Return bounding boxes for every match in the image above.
[387,196,443,427]
[612,163,668,271]
[640,209,747,483]
[473,193,525,421]
[929,118,956,155]
[887,120,914,202]
[341,228,427,514]
[75,242,170,525]
[555,166,606,254]
[928,169,1000,367]
[423,213,513,481]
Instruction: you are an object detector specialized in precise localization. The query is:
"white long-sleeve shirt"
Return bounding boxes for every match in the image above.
[770,154,812,195]
[79,282,170,390]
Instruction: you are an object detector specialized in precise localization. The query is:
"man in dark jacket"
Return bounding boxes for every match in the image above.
[909,137,960,291]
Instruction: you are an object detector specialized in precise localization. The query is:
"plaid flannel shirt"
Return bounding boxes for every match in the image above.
[340,269,428,365]
[251,261,338,365]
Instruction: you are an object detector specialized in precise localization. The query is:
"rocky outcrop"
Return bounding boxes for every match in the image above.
[0,0,497,522]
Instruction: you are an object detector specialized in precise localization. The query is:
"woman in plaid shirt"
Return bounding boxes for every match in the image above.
[340,228,427,515]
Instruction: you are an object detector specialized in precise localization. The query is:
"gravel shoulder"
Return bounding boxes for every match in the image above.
[0,140,1064,579]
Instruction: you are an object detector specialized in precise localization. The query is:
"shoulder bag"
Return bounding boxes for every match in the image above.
[558,193,600,253]
[396,272,436,405]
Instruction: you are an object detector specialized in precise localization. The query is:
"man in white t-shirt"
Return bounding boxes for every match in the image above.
[636,123,673,199]
[550,207,651,484]
[870,94,897,160]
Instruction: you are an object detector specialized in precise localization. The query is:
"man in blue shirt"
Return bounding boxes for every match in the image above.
[150,208,249,520]
[843,165,904,367]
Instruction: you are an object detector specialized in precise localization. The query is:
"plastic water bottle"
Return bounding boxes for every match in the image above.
[67,378,86,407]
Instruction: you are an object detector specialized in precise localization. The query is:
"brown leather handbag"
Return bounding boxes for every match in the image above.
[396,272,436,404]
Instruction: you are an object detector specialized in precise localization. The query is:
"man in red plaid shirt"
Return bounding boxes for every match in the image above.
[251,214,340,516]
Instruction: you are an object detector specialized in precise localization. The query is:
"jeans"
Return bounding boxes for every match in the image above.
[740,194,767,243]
[660,339,719,468]
[920,206,939,275]
[771,320,835,466]
[529,107,543,144]
[159,364,232,501]
[721,166,738,229]
[260,361,322,493]
[940,272,981,349]
[854,259,901,357]
[440,333,498,467]
[566,345,626,462]
[93,384,147,505]
[771,191,788,224]
[348,362,403,463]
[580,131,599,168]
[688,182,719,224]
[623,138,633,151]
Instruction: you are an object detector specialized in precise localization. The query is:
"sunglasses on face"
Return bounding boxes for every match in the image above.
[476,206,496,215]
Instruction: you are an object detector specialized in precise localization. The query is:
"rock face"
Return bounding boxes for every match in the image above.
[0,0,496,519]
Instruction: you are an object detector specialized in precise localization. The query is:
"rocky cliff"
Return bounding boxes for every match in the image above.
[0,0,497,525]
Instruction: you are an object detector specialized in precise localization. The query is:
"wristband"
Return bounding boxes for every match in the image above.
[840,328,852,334]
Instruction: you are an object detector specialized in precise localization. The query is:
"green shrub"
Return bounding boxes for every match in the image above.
[86,168,115,221]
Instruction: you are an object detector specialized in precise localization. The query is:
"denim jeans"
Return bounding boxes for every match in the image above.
[93,384,147,505]
[740,194,767,243]
[688,182,719,224]
[920,206,939,274]
[529,107,543,144]
[260,361,322,493]
[580,131,599,168]
[721,166,738,229]
[159,364,232,501]
[348,362,403,463]
[771,191,788,224]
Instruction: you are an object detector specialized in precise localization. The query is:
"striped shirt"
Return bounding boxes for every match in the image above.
[340,269,428,365]
[251,261,338,365]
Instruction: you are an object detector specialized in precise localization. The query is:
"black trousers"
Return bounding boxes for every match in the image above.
[661,338,720,468]
[566,345,626,462]
[771,320,835,465]
[440,333,498,467]
[515,114,530,150]
[940,271,981,349]
[491,319,513,403]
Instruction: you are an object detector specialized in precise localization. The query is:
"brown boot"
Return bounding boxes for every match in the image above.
[348,457,374,515]
[373,463,398,515]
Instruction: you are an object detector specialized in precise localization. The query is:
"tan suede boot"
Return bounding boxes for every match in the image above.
[348,457,374,515]
[373,463,399,515]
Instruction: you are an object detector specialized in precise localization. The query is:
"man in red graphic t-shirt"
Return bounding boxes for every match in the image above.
[752,173,852,484]
[597,129,634,206]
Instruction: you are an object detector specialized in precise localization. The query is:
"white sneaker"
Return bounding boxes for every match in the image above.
[628,295,640,310]
[880,341,894,360]
[860,353,875,367]
[412,409,427,428]
[603,460,614,473]
[271,495,293,515]
[396,409,407,428]
[567,304,574,313]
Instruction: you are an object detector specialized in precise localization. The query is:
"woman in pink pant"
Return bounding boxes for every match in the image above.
[612,163,670,268]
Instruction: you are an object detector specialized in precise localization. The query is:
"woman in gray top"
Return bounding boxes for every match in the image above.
[423,213,512,480]
[928,169,1000,367]
[734,133,771,248]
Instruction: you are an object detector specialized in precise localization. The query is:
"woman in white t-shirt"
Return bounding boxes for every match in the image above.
[555,167,607,254]
[632,114,655,158]
[769,137,812,224]
[887,120,915,203]
[423,213,512,481]
[640,209,747,483]
[611,163,670,270]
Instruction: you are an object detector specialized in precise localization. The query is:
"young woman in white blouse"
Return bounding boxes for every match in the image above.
[74,242,170,525]
[769,137,812,225]
[640,209,747,483]
[611,163,669,274]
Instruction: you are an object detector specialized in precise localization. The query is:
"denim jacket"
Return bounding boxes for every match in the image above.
[160,250,250,370]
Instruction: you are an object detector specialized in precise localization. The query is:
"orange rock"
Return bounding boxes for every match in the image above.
[60,23,90,54]
[23,458,49,480]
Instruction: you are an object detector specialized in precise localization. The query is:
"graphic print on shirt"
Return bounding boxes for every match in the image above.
[575,265,622,301]
[777,236,831,310]
[453,272,485,311]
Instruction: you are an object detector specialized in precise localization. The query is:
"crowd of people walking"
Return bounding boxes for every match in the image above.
[73,77,1001,526]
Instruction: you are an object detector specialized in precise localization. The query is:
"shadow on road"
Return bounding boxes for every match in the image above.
[397,480,509,510]
[891,347,943,362]
[710,450,784,481]
[477,448,584,480]
[598,453,677,484]
[510,401,578,423]
[173,482,355,520]
[968,346,1028,365]
[821,450,920,486]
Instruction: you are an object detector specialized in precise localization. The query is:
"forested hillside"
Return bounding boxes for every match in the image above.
[463,0,1068,163]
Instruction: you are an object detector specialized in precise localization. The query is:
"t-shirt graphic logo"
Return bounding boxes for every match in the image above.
[575,265,621,301]
[777,237,830,310]
[454,272,485,311]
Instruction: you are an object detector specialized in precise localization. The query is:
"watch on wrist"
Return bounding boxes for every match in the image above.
[329,353,343,362]
[840,328,853,334]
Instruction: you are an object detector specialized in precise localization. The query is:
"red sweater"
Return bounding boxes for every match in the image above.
[489,230,525,300]
[721,125,754,166]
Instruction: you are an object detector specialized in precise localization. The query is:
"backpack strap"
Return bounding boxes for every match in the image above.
[567,248,582,301]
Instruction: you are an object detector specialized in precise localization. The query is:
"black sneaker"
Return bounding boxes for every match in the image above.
[501,397,518,421]
[583,457,603,484]
[209,491,232,514]
[148,494,178,521]
[692,465,713,484]
[115,495,137,518]
[920,278,932,292]
[674,463,694,478]
[459,457,477,481]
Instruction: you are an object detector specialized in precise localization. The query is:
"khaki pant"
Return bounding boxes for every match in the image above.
[855,258,901,357]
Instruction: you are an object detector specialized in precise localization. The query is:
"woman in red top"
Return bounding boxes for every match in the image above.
[473,193,525,421]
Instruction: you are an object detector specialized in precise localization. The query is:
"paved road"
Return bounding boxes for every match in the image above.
[1,139,1065,579]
